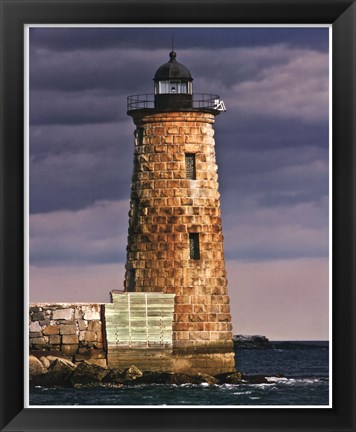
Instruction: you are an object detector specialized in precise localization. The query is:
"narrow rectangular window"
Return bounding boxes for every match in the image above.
[189,233,200,260]
[135,128,144,146]
[185,153,196,180]
[131,199,139,227]
[127,269,135,292]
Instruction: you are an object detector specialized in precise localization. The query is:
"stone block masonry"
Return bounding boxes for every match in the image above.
[29,303,107,368]
[125,111,235,374]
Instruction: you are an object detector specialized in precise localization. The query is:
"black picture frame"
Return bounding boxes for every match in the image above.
[0,0,355,431]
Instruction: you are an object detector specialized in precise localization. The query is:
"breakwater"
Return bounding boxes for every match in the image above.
[29,303,107,367]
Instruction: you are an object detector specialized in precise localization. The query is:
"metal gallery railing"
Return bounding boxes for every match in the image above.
[127,93,222,111]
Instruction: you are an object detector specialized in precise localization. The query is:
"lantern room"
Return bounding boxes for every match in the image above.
[153,51,193,109]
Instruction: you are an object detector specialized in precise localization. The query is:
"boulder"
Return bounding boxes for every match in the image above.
[46,355,70,364]
[53,357,77,368]
[103,369,126,384]
[81,359,107,368]
[122,365,143,381]
[29,355,47,379]
[215,371,244,384]
[244,375,269,384]
[31,358,76,387]
[226,372,245,384]
[215,372,268,384]
[191,374,219,385]
[69,361,108,385]
[39,356,51,369]
[51,357,76,372]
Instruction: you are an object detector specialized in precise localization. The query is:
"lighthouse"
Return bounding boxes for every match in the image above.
[123,51,234,375]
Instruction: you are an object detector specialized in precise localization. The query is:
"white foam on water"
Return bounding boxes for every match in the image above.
[248,383,275,388]
[266,377,288,383]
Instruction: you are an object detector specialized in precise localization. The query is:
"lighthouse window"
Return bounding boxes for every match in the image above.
[127,269,135,292]
[135,128,144,146]
[159,80,189,94]
[185,153,196,180]
[180,82,188,93]
[159,81,170,93]
[132,199,139,227]
[189,233,200,260]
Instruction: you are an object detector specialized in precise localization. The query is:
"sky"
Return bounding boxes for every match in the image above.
[29,26,330,340]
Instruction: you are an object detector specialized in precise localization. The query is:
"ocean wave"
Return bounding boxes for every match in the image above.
[266,377,289,383]
[247,383,277,388]
[266,377,325,385]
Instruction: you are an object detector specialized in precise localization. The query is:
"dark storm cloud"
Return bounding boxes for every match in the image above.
[215,114,329,152]
[30,46,155,94]
[218,146,328,216]
[30,90,129,126]
[30,27,329,53]
[221,202,329,260]
[30,200,129,265]
[30,148,133,213]
[257,190,324,207]
[30,121,132,159]
[30,30,328,97]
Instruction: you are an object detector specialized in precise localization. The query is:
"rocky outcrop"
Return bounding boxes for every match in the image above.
[233,335,273,349]
[132,371,219,386]
[103,368,126,384]
[29,355,47,379]
[29,356,278,388]
[122,365,143,381]
[31,358,76,387]
[215,371,244,384]
[69,361,109,386]
[215,372,271,384]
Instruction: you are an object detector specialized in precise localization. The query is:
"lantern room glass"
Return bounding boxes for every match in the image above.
[155,80,192,95]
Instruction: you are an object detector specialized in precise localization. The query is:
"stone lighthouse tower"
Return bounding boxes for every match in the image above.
[124,51,235,375]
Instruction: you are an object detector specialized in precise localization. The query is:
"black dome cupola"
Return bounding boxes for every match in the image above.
[154,51,193,85]
[153,51,193,109]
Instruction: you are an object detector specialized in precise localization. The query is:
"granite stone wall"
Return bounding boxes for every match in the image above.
[29,303,107,367]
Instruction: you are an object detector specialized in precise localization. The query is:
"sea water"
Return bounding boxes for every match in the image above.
[29,341,329,406]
